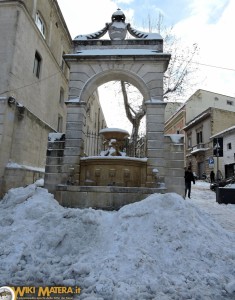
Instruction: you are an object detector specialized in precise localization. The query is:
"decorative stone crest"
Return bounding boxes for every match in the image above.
[74,8,162,41]
[108,9,128,40]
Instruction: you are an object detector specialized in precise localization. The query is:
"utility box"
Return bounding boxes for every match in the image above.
[216,187,235,204]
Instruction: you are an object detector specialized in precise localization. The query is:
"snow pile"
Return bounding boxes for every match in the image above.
[223,183,235,189]
[1,185,235,299]
[6,162,45,173]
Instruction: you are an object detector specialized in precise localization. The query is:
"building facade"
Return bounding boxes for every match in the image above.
[211,126,235,178]
[165,90,235,178]
[164,103,185,134]
[185,89,235,123]
[184,108,235,178]
[0,0,72,196]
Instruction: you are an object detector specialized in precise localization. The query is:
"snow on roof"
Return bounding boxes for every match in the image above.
[112,9,124,16]
[48,133,65,142]
[81,156,147,162]
[99,128,129,134]
[74,49,163,56]
[165,134,184,144]
[190,147,210,154]
[184,111,210,130]
[210,125,235,139]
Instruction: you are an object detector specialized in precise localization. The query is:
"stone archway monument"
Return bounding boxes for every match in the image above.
[45,9,185,209]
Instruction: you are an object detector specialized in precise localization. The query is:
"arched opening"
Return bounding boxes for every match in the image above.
[99,81,146,157]
[80,70,149,158]
[79,69,150,104]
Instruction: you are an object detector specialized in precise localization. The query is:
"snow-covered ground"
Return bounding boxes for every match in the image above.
[0,181,235,299]
[189,181,235,233]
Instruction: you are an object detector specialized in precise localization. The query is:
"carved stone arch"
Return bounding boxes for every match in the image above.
[44,17,185,203]
[80,69,151,104]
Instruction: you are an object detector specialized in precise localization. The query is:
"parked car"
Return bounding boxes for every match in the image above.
[210,176,235,192]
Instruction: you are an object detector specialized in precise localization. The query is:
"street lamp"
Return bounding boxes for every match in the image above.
[214,137,220,180]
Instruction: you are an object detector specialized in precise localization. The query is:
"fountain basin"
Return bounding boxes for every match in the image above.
[80,156,147,187]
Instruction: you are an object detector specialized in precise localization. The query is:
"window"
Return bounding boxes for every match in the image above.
[59,88,64,105]
[33,51,42,78]
[187,136,192,148]
[196,131,203,144]
[61,51,66,71]
[35,12,46,37]
[57,115,63,132]
[227,143,232,150]
[227,100,233,106]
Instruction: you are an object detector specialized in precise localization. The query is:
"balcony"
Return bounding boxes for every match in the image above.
[190,143,210,155]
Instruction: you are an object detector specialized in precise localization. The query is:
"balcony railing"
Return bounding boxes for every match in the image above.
[190,143,209,154]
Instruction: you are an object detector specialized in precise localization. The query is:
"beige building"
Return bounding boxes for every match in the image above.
[0,0,72,196]
[165,90,235,135]
[184,107,235,178]
[165,89,235,178]
[185,89,235,123]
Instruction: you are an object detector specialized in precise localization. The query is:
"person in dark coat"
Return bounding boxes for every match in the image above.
[210,170,215,183]
[184,167,195,198]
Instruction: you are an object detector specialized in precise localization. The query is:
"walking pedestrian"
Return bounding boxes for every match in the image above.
[184,167,195,198]
[210,170,215,183]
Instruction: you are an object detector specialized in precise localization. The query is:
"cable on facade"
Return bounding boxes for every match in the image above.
[0,71,61,96]
[1,61,234,97]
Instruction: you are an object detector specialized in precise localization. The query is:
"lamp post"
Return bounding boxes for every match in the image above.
[214,137,220,180]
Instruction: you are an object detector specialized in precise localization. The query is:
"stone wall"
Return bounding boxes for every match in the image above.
[0,99,55,197]
[0,98,15,191]
[164,134,185,197]
[0,0,72,197]
[55,186,165,210]
[3,168,44,195]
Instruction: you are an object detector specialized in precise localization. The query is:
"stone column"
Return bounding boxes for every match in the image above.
[145,100,166,187]
[61,101,86,185]
[164,135,184,196]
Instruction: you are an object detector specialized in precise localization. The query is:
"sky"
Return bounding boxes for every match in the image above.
[57,0,235,98]
[57,0,235,130]
[1,180,235,298]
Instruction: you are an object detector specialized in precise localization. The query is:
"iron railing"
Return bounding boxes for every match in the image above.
[84,131,147,158]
